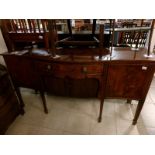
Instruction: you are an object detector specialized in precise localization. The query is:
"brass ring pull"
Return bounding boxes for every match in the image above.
[82,66,87,73]
[142,66,147,70]
[47,64,51,70]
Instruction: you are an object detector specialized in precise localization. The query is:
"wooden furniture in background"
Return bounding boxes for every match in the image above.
[119,22,137,47]
[115,19,152,48]
[0,64,23,134]
[57,19,100,48]
[0,19,49,51]
[0,19,112,52]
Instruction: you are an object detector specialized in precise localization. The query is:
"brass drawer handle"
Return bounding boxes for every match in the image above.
[46,64,51,70]
[82,66,87,73]
[38,35,43,39]
[142,66,147,70]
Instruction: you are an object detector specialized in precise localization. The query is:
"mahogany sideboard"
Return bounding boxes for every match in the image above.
[1,47,155,125]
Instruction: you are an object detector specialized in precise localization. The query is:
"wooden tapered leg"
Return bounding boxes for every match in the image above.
[98,98,104,122]
[132,100,144,125]
[14,86,25,115]
[40,90,48,114]
[19,107,25,115]
[127,99,132,104]
[15,87,25,108]
[34,89,38,94]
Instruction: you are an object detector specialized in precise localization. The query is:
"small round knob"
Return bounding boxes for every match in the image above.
[38,35,43,39]
[82,66,87,73]
[142,66,147,70]
[47,64,51,70]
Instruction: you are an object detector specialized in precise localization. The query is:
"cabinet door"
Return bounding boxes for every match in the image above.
[0,94,20,134]
[106,64,154,99]
[4,55,39,89]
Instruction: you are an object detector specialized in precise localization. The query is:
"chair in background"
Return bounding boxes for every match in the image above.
[56,19,109,55]
[117,21,137,47]
[117,20,151,48]
[1,19,49,51]
[56,19,100,48]
[137,20,151,47]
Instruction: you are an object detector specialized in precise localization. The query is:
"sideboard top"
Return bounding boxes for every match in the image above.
[1,47,155,64]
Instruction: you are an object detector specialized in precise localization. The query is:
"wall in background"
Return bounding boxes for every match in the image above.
[150,24,155,53]
[0,28,7,65]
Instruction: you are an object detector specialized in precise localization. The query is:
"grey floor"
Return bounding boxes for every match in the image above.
[6,77,155,135]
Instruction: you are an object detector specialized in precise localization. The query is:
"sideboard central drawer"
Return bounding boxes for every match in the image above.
[35,61,103,78]
[35,62,53,73]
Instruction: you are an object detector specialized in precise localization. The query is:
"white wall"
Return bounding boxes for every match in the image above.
[145,22,155,53]
[150,24,155,53]
[0,28,7,65]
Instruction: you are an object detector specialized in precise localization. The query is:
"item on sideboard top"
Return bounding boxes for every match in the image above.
[10,50,29,56]
[31,49,50,56]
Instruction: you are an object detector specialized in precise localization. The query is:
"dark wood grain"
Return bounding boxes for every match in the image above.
[1,47,155,125]
[0,65,21,134]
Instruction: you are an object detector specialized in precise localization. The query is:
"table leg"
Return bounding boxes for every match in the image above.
[127,99,132,104]
[40,90,48,114]
[14,86,25,115]
[98,98,104,122]
[15,87,25,107]
[132,100,144,125]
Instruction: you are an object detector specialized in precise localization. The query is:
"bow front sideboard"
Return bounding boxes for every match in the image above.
[1,47,155,125]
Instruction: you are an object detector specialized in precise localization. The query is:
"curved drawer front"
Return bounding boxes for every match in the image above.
[35,61,103,79]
